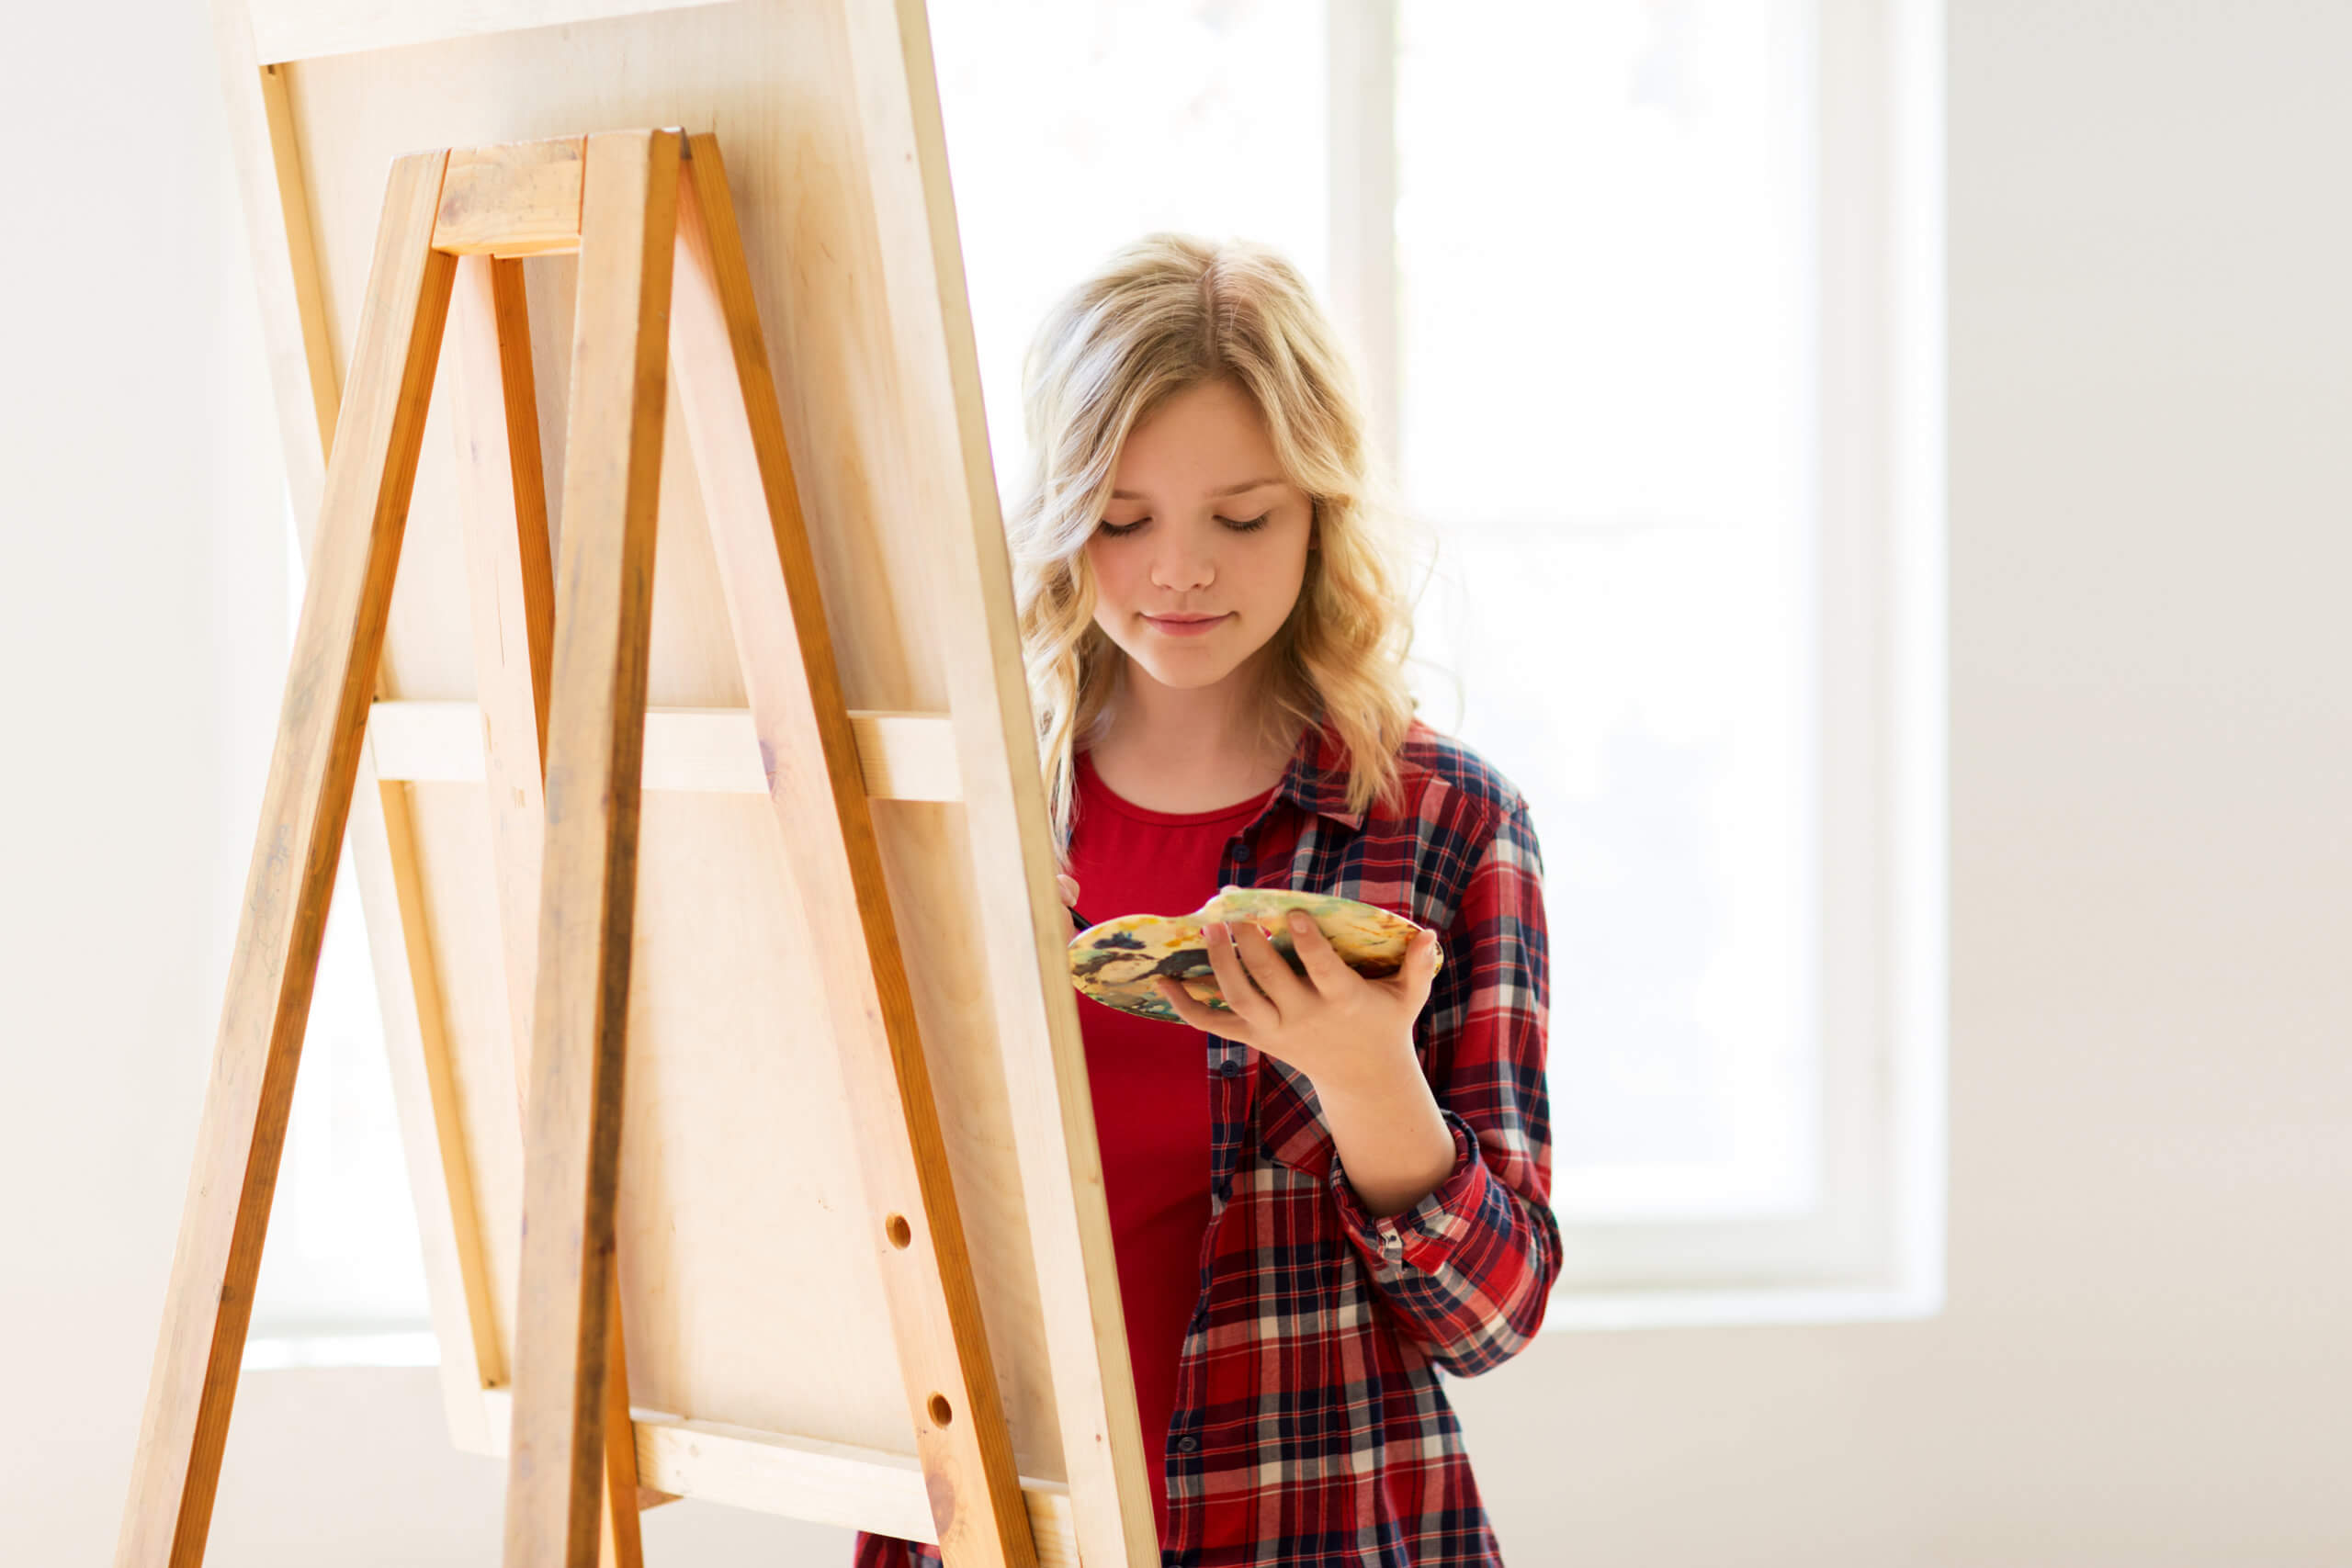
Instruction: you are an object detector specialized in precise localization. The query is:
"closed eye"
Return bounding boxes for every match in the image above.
[1098,512,1272,538]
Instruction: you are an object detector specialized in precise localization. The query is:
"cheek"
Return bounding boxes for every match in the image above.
[1083,540,1137,615]
[1082,542,1120,598]
[1245,531,1312,599]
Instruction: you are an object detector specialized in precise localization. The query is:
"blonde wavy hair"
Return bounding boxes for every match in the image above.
[1007,232,1435,873]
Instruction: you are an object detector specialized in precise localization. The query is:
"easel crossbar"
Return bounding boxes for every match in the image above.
[361,700,967,801]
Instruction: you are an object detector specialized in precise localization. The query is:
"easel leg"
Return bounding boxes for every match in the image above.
[500,128,681,1568]
[667,131,1040,1568]
[113,149,456,1568]
[449,246,667,1566]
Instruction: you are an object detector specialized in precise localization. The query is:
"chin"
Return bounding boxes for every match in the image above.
[1132,655,1238,689]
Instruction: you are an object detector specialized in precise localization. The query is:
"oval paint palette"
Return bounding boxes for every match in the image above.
[1068,886,1442,1023]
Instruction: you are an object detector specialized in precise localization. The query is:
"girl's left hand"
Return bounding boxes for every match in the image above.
[1155,911,1442,1096]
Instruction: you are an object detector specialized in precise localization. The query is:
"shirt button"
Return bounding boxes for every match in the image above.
[1218,1059,1240,1078]
[1176,1436,1198,1453]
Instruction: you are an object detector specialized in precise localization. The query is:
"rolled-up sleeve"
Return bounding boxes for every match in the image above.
[1327,799,1564,1377]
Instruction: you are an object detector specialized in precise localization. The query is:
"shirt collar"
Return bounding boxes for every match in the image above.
[1274,700,1366,832]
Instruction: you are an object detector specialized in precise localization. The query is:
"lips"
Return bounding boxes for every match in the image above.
[1145,612,1229,636]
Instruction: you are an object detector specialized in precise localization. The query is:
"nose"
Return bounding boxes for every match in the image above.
[1149,522,1216,592]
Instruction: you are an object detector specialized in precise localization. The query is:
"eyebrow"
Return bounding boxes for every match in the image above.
[1109,476,1283,501]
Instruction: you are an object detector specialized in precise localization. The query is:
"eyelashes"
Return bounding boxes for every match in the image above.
[1097,512,1272,538]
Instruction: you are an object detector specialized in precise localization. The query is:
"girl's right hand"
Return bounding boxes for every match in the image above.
[1055,874,1081,908]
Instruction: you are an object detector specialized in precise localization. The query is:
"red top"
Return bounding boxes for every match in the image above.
[1066,746,1278,1551]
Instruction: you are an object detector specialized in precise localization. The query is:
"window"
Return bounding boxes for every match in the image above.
[1385,0,1943,1321]
[936,0,1947,1326]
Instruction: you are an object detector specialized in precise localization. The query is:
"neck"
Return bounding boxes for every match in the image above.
[1096,649,1293,779]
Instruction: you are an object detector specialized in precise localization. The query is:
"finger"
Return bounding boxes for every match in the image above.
[1201,921,1279,1032]
[1401,930,1442,1005]
[1229,916,1312,1011]
[1281,908,1355,996]
[1373,929,1442,1001]
[1419,928,1443,975]
[1153,975,1214,1031]
[1157,974,1244,1039]
[1056,874,1080,908]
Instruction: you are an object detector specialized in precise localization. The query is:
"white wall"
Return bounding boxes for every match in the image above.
[5,3,2345,1564]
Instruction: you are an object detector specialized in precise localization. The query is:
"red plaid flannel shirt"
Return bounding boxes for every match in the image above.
[858,704,1562,1566]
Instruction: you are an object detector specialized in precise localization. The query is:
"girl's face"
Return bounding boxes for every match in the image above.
[1084,376,1316,698]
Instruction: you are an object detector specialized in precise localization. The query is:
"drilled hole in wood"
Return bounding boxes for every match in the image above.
[929,1393,953,1427]
[886,1213,912,1249]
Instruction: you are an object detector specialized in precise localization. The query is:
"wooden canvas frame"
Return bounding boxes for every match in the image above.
[122,4,1159,1565]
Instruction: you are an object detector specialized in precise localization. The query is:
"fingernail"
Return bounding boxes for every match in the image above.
[1288,911,1310,931]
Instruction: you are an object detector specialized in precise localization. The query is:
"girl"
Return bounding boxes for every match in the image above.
[857,234,1561,1568]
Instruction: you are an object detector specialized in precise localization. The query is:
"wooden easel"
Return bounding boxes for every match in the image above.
[117,128,1036,1568]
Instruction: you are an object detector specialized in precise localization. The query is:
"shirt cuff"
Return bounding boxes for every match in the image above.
[1327,1107,1487,1271]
